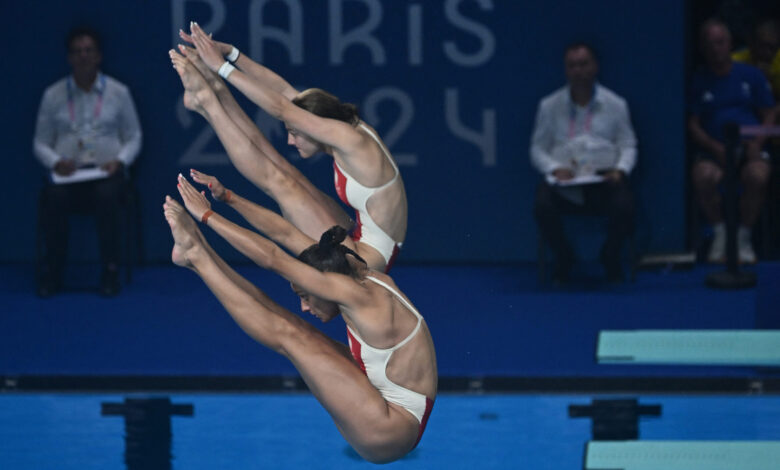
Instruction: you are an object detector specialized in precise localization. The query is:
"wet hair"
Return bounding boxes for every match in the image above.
[66,26,102,53]
[292,89,360,126]
[297,226,366,277]
[564,42,598,63]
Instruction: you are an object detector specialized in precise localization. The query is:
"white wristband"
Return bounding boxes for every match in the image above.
[226,46,240,63]
[218,61,235,79]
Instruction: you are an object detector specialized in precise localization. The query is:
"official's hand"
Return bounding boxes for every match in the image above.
[177,173,212,221]
[101,160,124,176]
[552,168,575,181]
[53,159,77,176]
[602,169,625,184]
[189,168,229,201]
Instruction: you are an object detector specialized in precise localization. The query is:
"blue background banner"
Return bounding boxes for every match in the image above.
[2,0,686,264]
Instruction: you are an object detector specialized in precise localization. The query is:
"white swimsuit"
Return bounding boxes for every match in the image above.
[346,276,434,444]
[333,123,402,269]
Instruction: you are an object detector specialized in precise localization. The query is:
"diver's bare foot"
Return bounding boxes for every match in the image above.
[169,49,217,114]
[163,196,202,268]
[178,44,223,90]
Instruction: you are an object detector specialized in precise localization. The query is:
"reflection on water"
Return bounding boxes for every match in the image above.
[102,397,193,470]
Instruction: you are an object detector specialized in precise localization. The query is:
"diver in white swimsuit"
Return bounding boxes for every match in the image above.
[346,276,434,446]
[180,25,409,273]
[334,123,404,270]
[167,181,437,463]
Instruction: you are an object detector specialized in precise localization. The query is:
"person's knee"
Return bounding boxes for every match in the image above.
[94,177,125,209]
[741,161,770,189]
[263,165,301,199]
[692,162,721,190]
[96,174,124,196]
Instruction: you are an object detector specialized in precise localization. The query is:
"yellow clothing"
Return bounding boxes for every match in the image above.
[732,48,780,99]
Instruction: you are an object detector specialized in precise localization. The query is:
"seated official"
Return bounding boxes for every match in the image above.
[33,26,142,297]
[530,43,637,283]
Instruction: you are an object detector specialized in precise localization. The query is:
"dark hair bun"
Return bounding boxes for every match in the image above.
[341,103,359,122]
[299,225,367,274]
[319,226,348,249]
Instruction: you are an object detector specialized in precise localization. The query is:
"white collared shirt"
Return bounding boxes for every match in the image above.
[33,72,142,169]
[530,84,637,176]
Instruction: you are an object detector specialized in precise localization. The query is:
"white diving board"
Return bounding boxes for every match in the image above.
[597,330,780,365]
[585,441,780,470]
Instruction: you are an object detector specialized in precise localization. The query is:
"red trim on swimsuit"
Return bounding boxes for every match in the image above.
[383,245,400,273]
[333,161,348,205]
[346,328,367,374]
[413,398,435,448]
[335,162,365,243]
[349,213,363,243]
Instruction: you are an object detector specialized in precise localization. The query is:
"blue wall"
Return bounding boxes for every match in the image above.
[2,0,686,264]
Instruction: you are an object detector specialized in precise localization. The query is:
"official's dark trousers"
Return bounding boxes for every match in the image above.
[39,173,125,279]
[533,179,635,268]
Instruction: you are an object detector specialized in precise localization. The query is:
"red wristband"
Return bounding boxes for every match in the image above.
[223,189,232,203]
[201,209,214,224]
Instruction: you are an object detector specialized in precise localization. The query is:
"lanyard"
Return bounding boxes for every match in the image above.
[67,74,106,124]
[567,86,597,138]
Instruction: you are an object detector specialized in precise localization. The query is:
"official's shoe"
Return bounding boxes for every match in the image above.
[737,227,756,264]
[708,224,726,263]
